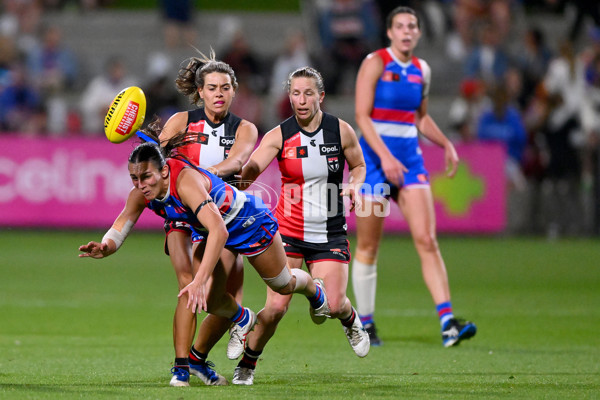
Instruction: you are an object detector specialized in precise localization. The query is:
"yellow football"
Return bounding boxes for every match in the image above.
[104,86,146,144]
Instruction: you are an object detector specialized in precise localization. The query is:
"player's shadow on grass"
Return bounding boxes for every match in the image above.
[382,334,439,345]
[0,383,128,395]
[260,373,399,387]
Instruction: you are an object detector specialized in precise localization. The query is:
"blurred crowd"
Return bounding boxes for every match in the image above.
[441,0,600,237]
[1,0,600,236]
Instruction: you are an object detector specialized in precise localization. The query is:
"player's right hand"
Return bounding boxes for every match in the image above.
[78,241,109,259]
[381,154,407,187]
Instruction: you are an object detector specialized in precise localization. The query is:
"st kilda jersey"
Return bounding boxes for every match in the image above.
[275,112,347,243]
[177,108,241,169]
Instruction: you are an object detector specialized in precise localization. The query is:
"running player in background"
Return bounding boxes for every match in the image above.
[351,6,476,347]
[232,67,369,386]
[156,50,258,386]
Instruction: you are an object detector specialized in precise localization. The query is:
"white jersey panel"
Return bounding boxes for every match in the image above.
[299,130,329,243]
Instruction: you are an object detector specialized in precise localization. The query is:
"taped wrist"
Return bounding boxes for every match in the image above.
[102,220,133,250]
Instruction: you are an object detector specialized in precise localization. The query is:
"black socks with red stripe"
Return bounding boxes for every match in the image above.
[237,346,262,370]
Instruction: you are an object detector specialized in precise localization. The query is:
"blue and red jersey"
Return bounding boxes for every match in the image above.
[360,48,432,196]
[369,47,430,136]
[146,158,277,255]
[146,158,244,228]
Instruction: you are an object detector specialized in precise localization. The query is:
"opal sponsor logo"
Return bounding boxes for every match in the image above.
[219,136,235,147]
[319,144,339,155]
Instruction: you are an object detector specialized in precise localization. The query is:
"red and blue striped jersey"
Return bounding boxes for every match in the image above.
[370,48,430,138]
[146,158,246,232]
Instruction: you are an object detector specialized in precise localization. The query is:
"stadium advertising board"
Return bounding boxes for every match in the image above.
[0,136,505,232]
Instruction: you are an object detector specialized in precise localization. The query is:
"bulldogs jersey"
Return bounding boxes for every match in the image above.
[177,108,241,168]
[358,48,432,195]
[370,48,430,139]
[146,158,246,231]
[275,113,346,243]
[148,158,278,255]
[146,158,247,231]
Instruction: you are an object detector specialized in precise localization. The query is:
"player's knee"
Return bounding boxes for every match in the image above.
[175,272,194,290]
[263,266,294,293]
[329,303,345,318]
[204,295,219,313]
[355,247,378,264]
[414,232,439,253]
[357,233,379,253]
[264,301,289,322]
[274,281,295,295]
[327,294,347,318]
[270,304,289,322]
[204,294,230,315]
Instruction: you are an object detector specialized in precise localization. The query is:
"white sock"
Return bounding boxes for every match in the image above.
[351,259,377,317]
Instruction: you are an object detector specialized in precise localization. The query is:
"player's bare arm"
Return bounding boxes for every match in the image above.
[340,120,366,211]
[159,111,188,144]
[416,98,459,177]
[208,120,258,177]
[176,168,228,312]
[239,126,283,189]
[78,188,146,259]
[355,54,407,183]
[355,55,390,160]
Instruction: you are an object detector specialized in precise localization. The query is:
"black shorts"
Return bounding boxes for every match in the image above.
[163,220,192,256]
[281,235,351,264]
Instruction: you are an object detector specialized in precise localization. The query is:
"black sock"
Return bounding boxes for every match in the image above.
[189,346,207,365]
[174,357,189,372]
[237,346,262,370]
[340,308,356,328]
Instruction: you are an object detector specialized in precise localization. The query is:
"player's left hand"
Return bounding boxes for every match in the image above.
[178,280,208,314]
[341,184,362,212]
[444,143,459,178]
[206,166,219,177]
[232,174,249,190]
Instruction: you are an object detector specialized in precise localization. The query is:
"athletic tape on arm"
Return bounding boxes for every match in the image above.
[102,220,134,250]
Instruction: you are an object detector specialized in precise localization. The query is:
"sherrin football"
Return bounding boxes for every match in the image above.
[104,86,146,143]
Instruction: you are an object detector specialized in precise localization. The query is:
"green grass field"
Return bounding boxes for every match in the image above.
[1,230,599,399]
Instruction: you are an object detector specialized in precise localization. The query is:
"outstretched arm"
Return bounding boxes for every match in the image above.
[176,169,229,313]
[239,126,282,190]
[159,111,188,143]
[206,120,259,178]
[78,188,146,259]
